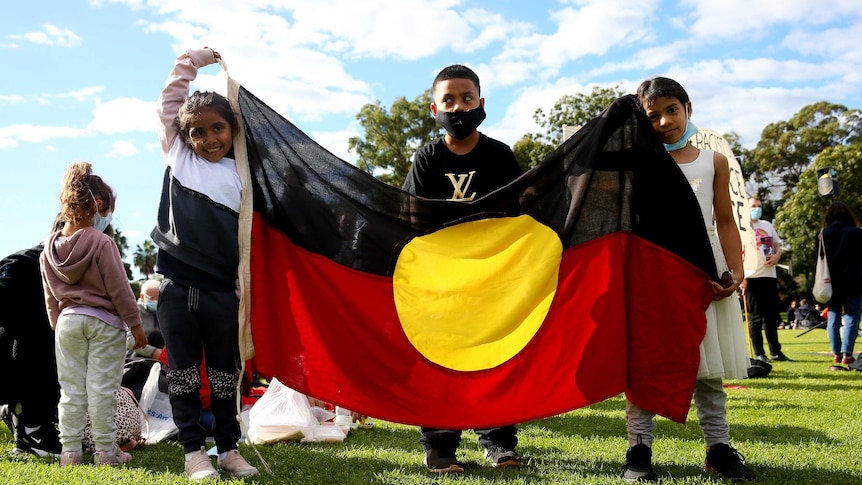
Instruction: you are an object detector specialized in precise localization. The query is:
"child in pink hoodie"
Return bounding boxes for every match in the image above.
[40,161,146,467]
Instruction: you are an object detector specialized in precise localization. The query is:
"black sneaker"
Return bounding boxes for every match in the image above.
[771,353,793,362]
[424,448,465,473]
[12,424,61,458]
[705,443,756,481]
[622,443,656,482]
[484,445,523,467]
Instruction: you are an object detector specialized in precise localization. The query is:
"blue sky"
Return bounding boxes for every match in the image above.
[2,0,861,274]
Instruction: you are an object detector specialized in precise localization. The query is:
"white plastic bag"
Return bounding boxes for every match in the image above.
[813,232,832,304]
[138,362,178,443]
[248,378,342,444]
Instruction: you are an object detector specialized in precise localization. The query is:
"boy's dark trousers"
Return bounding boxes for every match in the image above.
[420,425,518,454]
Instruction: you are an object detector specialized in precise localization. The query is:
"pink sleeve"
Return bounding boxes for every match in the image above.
[98,238,143,328]
[156,48,218,155]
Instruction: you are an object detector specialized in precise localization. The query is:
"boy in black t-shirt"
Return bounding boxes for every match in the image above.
[402,64,524,473]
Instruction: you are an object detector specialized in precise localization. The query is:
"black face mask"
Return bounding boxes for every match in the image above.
[434,106,487,140]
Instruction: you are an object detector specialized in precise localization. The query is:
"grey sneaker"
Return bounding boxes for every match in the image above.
[622,443,656,482]
[484,445,523,467]
[705,443,756,481]
[424,448,465,473]
[185,447,218,481]
[217,449,259,477]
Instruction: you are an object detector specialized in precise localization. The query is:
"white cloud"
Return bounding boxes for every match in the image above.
[0,95,25,104]
[0,124,86,149]
[783,21,862,63]
[311,126,360,165]
[106,140,139,158]
[485,0,661,86]
[87,98,157,134]
[682,0,862,40]
[10,24,81,47]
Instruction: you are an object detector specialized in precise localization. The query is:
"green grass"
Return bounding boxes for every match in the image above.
[2,328,861,484]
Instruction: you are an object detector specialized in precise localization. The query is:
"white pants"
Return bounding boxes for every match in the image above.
[55,313,126,452]
[626,378,729,448]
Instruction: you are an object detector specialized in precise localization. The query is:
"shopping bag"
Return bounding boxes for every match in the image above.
[138,361,178,443]
[813,232,832,304]
[247,377,346,444]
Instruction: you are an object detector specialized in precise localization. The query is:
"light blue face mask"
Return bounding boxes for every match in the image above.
[750,207,762,221]
[664,120,699,152]
[145,300,158,313]
[92,211,112,233]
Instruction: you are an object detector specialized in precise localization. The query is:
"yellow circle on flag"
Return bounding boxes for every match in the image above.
[393,215,562,371]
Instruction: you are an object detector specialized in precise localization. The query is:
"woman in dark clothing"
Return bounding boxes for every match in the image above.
[819,202,862,366]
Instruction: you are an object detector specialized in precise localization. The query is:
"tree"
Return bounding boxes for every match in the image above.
[745,102,862,199]
[111,227,133,280]
[133,240,157,280]
[348,90,443,187]
[514,85,626,168]
[774,144,862,291]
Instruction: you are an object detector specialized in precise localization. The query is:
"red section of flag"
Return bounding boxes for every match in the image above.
[249,212,708,428]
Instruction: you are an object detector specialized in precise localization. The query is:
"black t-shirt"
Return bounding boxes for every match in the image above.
[402,133,523,199]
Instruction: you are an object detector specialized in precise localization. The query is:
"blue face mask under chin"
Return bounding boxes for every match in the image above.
[92,212,112,233]
[664,120,699,152]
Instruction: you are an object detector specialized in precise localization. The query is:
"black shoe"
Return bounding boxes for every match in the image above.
[12,424,61,458]
[622,442,656,482]
[705,443,756,481]
[771,353,793,362]
[484,445,523,467]
[424,448,465,473]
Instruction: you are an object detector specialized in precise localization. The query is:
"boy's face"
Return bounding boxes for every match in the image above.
[641,96,691,145]
[431,78,483,116]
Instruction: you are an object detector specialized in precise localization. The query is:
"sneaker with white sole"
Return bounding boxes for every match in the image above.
[218,449,259,477]
[424,448,466,473]
[11,423,61,458]
[185,447,219,481]
[484,445,523,467]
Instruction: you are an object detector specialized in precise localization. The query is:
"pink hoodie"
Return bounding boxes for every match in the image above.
[40,227,142,331]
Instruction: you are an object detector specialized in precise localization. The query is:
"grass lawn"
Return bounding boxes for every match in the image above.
[2,328,860,484]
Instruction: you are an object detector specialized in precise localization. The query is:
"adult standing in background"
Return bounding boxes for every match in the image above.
[819,201,862,367]
[743,196,792,362]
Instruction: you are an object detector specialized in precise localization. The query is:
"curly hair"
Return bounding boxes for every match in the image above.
[58,162,115,229]
[175,90,239,147]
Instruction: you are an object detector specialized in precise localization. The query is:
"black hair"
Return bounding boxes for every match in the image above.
[432,64,481,96]
[824,201,858,228]
[175,90,239,146]
[636,76,690,109]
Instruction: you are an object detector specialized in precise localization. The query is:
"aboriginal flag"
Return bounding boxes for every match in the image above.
[232,81,716,428]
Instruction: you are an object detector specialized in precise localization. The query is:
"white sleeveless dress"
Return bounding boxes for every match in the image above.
[677,149,750,380]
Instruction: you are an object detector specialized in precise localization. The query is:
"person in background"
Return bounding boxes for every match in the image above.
[40,162,147,467]
[783,300,798,329]
[126,279,164,360]
[1,240,62,458]
[818,201,862,367]
[743,196,792,362]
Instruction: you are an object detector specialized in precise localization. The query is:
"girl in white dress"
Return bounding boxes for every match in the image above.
[621,77,755,482]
